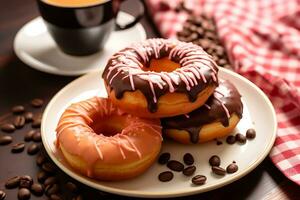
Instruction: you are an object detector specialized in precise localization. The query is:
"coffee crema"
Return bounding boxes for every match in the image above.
[42,0,109,8]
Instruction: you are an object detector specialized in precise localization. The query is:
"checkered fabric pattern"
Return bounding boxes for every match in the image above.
[146,0,300,185]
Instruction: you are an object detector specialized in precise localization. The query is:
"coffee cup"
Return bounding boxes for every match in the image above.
[37,0,145,56]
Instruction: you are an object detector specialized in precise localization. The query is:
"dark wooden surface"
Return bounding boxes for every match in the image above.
[1,0,300,199]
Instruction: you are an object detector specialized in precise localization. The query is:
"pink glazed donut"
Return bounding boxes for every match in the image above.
[56,97,162,181]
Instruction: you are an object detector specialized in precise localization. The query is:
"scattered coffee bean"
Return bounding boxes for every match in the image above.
[27,143,40,155]
[0,190,6,200]
[226,163,238,174]
[1,123,15,133]
[167,160,184,172]
[5,176,21,189]
[31,117,41,128]
[72,195,83,200]
[235,133,247,144]
[246,128,256,139]
[212,166,226,176]
[11,142,25,153]
[24,112,33,123]
[36,153,46,166]
[12,105,25,114]
[226,135,236,144]
[42,162,57,174]
[192,175,207,185]
[19,175,33,189]
[24,130,35,142]
[50,194,62,200]
[32,131,41,142]
[183,165,196,176]
[18,188,31,200]
[0,135,13,145]
[158,171,174,182]
[37,171,49,183]
[30,183,44,196]
[183,153,194,165]
[31,98,44,108]
[45,184,60,196]
[158,152,170,164]
[209,155,220,166]
[14,116,25,129]
[216,140,223,145]
[66,181,78,193]
[44,177,58,187]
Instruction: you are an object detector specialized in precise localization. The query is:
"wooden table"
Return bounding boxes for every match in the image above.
[0,0,300,199]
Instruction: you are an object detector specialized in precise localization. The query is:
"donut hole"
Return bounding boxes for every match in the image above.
[91,115,127,137]
[144,57,180,72]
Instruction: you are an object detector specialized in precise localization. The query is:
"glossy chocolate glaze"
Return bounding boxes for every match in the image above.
[161,80,243,143]
[102,39,219,113]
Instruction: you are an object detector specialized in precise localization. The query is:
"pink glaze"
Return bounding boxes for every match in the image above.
[56,97,162,177]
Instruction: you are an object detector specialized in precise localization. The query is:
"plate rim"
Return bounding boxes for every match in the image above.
[41,68,277,198]
[13,13,147,76]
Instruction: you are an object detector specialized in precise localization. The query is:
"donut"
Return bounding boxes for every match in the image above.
[102,38,219,118]
[56,97,162,181]
[161,80,243,144]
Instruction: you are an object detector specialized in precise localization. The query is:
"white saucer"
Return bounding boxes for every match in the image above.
[41,68,277,198]
[13,12,146,76]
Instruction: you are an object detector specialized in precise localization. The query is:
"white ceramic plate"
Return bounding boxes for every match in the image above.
[41,68,277,198]
[13,12,146,76]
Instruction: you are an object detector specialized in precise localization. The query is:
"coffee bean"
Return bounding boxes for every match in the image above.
[192,175,207,185]
[216,140,223,145]
[246,128,256,139]
[14,116,25,129]
[32,131,41,142]
[24,130,35,142]
[31,183,44,196]
[27,143,40,155]
[18,188,30,200]
[226,163,238,174]
[5,176,21,189]
[50,194,62,200]
[31,98,44,108]
[66,181,78,193]
[37,171,49,183]
[182,166,196,176]
[226,135,236,144]
[72,195,83,200]
[0,136,13,145]
[44,176,58,187]
[19,175,33,189]
[167,160,184,172]
[42,162,57,174]
[11,142,25,153]
[158,171,173,182]
[235,133,247,144]
[183,153,194,165]
[36,153,46,166]
[0,190,6,200]
[1,123,15,133]
[12,105,25,114]
[24,112,33,123]
[32,117,41,128]
[209,155,220,166]
[45,184,60,196]
[212,166,226,176]
[158,152,170,165]
[215,45,225,56]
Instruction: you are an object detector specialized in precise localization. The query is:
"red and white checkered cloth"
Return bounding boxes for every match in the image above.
[146,0,300,185]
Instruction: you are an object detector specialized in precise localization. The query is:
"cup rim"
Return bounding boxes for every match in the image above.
[38,0,111,9]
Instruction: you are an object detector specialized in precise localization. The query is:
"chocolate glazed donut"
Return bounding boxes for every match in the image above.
[161,80,243,144]
[102,38,219,117]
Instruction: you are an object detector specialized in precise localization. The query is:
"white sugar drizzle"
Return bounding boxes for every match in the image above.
[105,38,219,103]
